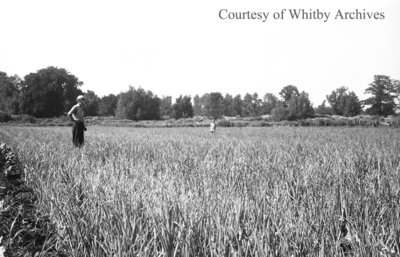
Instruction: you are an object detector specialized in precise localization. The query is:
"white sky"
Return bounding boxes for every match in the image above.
[1,0,399,106]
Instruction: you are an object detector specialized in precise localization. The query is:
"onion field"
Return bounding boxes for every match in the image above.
[0,126,399,256]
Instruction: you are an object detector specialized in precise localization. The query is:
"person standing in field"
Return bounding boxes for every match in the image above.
[210,119,216,134]
[68,95,87,148]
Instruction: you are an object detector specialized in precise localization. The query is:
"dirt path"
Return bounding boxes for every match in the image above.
[0,143,66,257]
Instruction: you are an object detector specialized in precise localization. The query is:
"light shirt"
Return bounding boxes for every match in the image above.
[68,103,85,122]
[210,122,216,132]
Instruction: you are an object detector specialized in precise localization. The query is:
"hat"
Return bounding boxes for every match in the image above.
[77,95,85,101]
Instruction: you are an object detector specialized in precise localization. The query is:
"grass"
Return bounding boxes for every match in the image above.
[0,126,399,256]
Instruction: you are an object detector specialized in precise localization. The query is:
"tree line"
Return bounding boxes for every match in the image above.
[1,66,399,121]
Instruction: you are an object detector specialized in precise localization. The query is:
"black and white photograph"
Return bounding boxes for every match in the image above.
[1,0,399,256]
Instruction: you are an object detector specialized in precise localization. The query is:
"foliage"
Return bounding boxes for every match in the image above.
[242,93,254,117]
[222,93,234,117]
[12,114,37,123]
[216,119,234,127]
[19,66,83,118]
[98,94,118,116]
[192,95,202,116]
[261,93,278,114]
[2,65,399,122]
[343,91,363,116]
[279,85,299,105]
[232,94,243,117]
[159,96,173,117]
[0,72,22,114]
[241,93,263,117]
[84,90,100,116]
[172,95,193,119]
[116,87,160,121]
[363,75,397,116]
[395,79,400,109]
[271,102,288,121]
[315,100,333,116]
[0,110,12,122]
[326,86,362,117]
[272,86,314,121]
[287,91,315,120]
[205,92,224,119]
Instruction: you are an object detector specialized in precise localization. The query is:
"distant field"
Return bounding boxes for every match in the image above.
[0,126,399,256]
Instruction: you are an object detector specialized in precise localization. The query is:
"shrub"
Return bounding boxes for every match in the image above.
[217,120,234,127]
[249,121,270,127]
[298,120,310,126]
[0,111,12,122]
[233,121,249,127]
[13,114,36,123]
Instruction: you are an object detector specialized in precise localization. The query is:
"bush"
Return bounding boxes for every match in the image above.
[298,120,310,126]
[249,121,270,127]
[315,118,327,126]
[217,120,234,127]
[11,114,36,123]
[233,121,249,127]
[0,111,12,122]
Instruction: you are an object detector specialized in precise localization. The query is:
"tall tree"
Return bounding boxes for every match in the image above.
[0,72,21,114]
[222,94,234,116]
[205,92,224,119]
[193,94,203,116]
[84,90,100,116]
[326,86,348,115]
[279,85,299,105]
[99,94,118,116]
[287,91,314,120]
[160,96,173,117]
[20,66,83,117]
[242,93,254,117]
[343,92,362,117]
[326,86,362,117]
[395,79,400,110]
[315,100,333,116]
[363,75,397,116]
[172,95,193,119]
[261,93,278,114]
[116,87,160,120]
[252,93,262,116]
[232,94,243,116]
[200,93,210,116]
[271,102,287,121]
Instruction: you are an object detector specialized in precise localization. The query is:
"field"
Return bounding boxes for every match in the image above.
[0,126,399,256]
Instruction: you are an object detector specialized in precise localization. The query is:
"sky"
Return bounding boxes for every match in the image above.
[1,0,399,106]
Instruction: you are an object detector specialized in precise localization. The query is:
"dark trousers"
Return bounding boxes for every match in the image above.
[72,121,85,147]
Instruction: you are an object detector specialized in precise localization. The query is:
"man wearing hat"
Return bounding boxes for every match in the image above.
[67,95,87,147]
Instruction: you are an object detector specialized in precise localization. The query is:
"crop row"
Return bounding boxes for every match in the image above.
[0,126,399,256]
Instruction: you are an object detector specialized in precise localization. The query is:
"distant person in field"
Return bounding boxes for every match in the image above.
[210,119,216,134]
[67,95,87,148]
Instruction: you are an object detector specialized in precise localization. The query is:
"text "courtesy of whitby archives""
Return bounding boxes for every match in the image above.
[218,9,385,23]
